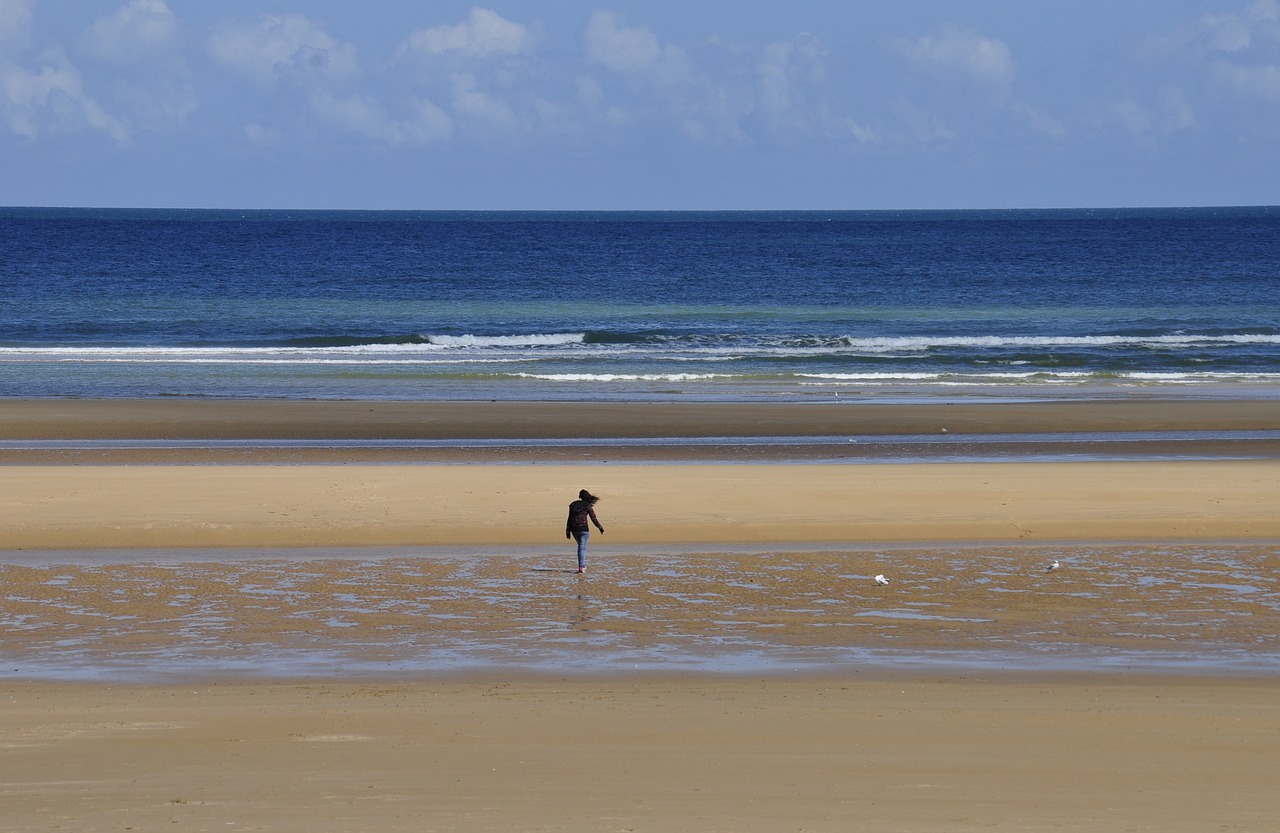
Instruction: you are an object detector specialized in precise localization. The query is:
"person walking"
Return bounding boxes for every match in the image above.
[566,489,604,574]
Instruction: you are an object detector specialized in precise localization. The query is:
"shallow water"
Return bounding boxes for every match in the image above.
[2,543,1276,681]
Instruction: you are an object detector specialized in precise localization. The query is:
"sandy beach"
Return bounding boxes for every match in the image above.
[4,674,1278,833]
[2,398,1278,831]
[4,398,1280,549]
[5,457,1280,549]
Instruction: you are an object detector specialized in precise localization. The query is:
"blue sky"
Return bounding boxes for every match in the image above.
[2,0,1278,209]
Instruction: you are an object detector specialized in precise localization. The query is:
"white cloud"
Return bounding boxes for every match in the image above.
[208,14,358,88]
[1147,0,1280,60]
[0,0,33,54]
[893,98,954,143]
[393,8,540,143]
[450,72,520,132]
[581,12,879,148]
[1111,98,1152,138]
[86,0,177,63]
[400,8,532,59]
[309,90,393,139]
[1203,14,1255,53]
[756,36,822,126]
[1200,0,1279,52]
[1,2,134,142]
[1158,86,1198,130]
[894,24,1015,94]
[80,0,195,134]
[310,90,452,145]
[1,46,129,141]
[583,9,710,98]
[754,34,875,143]
[242,122,282,145]
[1205,1,1280,103]
[582,11,746,143]
[115,77,197,133]
[886,23,1074,143]
[1215,60,1280,101]
[585,10,666,76]
[402,96,456,142]
[1011,101,1066,138]
[583,11,721,141]
[1106,90,1197,139]
[1138,0,1280,121]
[583,9,701,93]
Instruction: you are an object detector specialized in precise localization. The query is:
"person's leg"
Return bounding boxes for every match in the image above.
[574,529,589,572]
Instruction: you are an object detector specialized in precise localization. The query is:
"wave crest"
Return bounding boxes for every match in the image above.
[425,333,586,348]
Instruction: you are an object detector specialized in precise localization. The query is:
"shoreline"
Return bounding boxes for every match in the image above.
[4,396,1278,467]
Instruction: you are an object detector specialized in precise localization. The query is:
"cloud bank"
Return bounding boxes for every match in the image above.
[1,2,1277,209]
[3,2,1276,152]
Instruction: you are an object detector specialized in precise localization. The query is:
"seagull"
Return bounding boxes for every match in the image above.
[874,574,890,586]
[1046,560,1060,572]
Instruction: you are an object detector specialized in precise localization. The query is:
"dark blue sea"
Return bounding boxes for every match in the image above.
[3,206,1278,401]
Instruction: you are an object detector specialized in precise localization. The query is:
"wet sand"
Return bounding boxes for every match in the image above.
[4,396,1280,440]
[3,543,1277,679]
[2,398,1278,831]
[3,675,1278,833]
[4,397,1279,467]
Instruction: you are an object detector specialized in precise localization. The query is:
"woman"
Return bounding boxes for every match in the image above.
[565,489,604,574]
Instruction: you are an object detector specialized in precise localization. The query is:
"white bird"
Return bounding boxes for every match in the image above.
[874,574,890,586]
[1046,559,1060,572]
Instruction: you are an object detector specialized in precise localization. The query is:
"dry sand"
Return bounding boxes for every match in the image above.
[3,399,1280,548]
[3,459,1279,549]
[2,398,1278,832]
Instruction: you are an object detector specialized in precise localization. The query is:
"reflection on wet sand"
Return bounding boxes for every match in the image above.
[3,543,1276,680]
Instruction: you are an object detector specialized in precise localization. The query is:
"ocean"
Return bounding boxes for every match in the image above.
[3,205,1278,402]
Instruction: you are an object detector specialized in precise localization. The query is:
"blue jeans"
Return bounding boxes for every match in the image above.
[572,529,589,570]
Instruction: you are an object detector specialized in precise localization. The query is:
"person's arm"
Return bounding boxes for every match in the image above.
[589,507,604,533]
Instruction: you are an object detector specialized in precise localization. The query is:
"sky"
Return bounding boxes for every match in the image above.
[1,0,1278,210]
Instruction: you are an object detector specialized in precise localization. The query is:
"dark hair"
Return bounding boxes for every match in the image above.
[579,489,599,503]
